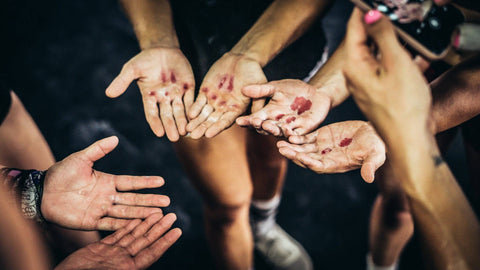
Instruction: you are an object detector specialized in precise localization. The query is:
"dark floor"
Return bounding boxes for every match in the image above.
[0,0,471,269]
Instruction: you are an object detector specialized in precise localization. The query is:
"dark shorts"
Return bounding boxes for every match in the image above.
[0,82,11,125]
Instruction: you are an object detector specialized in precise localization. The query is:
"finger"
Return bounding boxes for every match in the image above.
[106,63,139,98]
[183,87,195,117]
[114,193,171,207]
[127,213,177,256]
[101,219,141,245]
[77,136,119,165]
[277,146,298,160]
[107,205,163,219]
[142,96,165,137]
[188,92,207,119]
[97,218,132,231]
[413,55,430,73]
[172,96,188,136]
[190,111,223,139]
[115,175,165,191]
[251,98,266,113]
[159,100,179,142]
[241,84,276,98]
[205,111,238,138]
[360,151,386,183]
[262,120,282,137]
[363,10,408,69]
[344,8,380,78]
[236,109,268,127]
[288,132,318,144]
[117,213,164,249]
[186,104,214,133]
[134,228,182,269]
[296,153,326,172]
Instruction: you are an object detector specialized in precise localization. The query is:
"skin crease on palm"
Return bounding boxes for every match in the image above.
[185,52,267,139]
[105,47,195,142]
[236,79,332,137]
[55,213,182,270]
[277,120,386,183]
[42,136,171,231]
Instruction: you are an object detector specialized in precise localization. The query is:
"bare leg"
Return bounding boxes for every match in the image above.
[174,125,253,270]
[0,91,100,255]
[369,162,414,267]
[247,131,287,201]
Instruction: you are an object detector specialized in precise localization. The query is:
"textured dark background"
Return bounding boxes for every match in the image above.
[0,0,471,269]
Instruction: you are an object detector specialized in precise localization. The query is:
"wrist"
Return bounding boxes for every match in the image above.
[310,71,348,108]
[139,36,180,51]
[229,47,268,67]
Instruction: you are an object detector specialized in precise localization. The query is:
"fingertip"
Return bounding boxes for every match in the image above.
[364,10,382,25]
[361,163,376,183]
[236,117,248,126]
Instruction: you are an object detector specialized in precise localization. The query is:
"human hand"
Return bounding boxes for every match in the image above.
[42,136,170,231]
[55,213,181,270]
[186,52,267,139]
[277,121,385,183]
[343,9,431,137]
[106,47,195,141]
[236,79,332,137]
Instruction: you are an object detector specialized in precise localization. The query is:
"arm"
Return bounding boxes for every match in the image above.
[431,54,480,133]
[107,0,195,141]
[187,0,334,138]
[119,0,178,50]
[343,9,480,269]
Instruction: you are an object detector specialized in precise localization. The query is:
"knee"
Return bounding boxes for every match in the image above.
[204,190,252,227]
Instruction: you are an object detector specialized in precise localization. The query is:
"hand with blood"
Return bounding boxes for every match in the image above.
[277,121,386,183]
[106,47,195,141]
[186,52,267,139]
[42,136,170,231]
[236,79,332,137]
[55,213,182,270]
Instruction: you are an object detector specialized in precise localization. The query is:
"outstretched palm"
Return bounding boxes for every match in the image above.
[277,121,386,183]
[42,136,170,230]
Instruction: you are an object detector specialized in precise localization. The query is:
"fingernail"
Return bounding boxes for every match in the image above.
[453,32,461,49]
[364,10,382,25]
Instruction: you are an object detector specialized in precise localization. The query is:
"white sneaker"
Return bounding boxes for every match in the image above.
[254,224,313,270]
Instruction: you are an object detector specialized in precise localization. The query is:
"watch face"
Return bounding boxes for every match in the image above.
[366,0,465,56]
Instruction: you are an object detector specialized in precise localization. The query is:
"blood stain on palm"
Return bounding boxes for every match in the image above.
[170,73,177,83]
[286,116,296,124]
[218,76,227,88]
[275,114,285,121]
[202,87,209,93]
[211,94,218,100]
[290,97,312,115]
[321,148,332,155]
[148,91,156,96]
[227,77,234,92]
[219,100,227,106]
[183,83,189,90]
[161,72,167,83]
[165,92,169,96]
[339,138,352,147]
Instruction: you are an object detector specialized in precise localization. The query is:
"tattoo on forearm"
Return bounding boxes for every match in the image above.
[432,155,445,167]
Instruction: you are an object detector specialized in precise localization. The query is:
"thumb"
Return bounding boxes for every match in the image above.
[76,136,119,164]
[242,84,276,99]
[105,64,139,98]
[363,10,408,68]
[360,151,386,183]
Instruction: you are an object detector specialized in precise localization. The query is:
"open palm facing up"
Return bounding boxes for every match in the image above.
[56,213,181,270]
[106,47,195,141]
[237,79,331,137]
[186,52,267,139]
[277,121,386,183]
[42,136,170,231]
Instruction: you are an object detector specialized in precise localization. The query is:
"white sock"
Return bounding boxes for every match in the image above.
[366,253,399,270]
[250,196,281,237]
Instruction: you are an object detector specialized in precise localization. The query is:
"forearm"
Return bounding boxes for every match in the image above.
[382,125,480,269]
[119,0,179,49]
[231,0,332,66]
[431,54,480,133]
[308,41,349,108]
